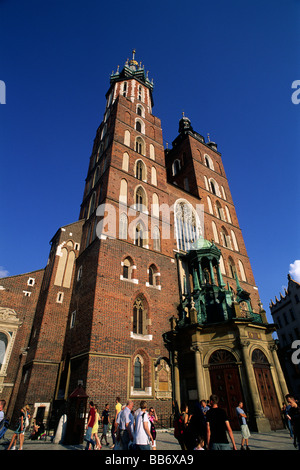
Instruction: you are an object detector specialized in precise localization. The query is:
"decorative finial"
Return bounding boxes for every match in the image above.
[182,111,185,117]
[207,133,210,142]
[129,49,138,67]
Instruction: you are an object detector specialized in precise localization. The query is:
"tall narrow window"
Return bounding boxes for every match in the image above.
[216,201,223,219]
[136,120,142,132]
[153,226,161,251]
[134,357,142,389]
[228,257,237,278]
[135,160,145,180]
[135,186,146,212]
[172,159,181,176]
[122,81,127,97]
[138,85,142,101]
[133,298,146,335]
[124,130,130,147]
[150,144,155,160]
[151,167,157,186]
[119,179,128,205]
[211,181,216,195]
[135,224,144,247]
[135,136,145,155]
[149,264,159,286]
[122,152,129,172]
[123,258,130,279]
[238,260,247,282]
[121,257,134,280]
[88,192,96,218]
[119,212,128,240]
[231,230,239,251]
[149,266,154,286]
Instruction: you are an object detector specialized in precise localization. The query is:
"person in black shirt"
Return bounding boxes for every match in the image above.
[100,403,110,446]
[206,394,237,450]
[286,394,300,450]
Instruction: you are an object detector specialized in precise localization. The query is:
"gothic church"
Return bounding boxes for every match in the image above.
[0,52,288,435]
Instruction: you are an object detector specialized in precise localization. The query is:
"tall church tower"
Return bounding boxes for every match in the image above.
[58,52,178,415]
[163,112,288,432]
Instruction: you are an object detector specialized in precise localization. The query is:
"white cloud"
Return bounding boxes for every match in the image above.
[0,266,9,278]
[289,260,300,282]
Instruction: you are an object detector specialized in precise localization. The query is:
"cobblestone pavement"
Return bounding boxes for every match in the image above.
[0,428,298,451]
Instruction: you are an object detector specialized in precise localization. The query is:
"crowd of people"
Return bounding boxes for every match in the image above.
[0,401,32,450]
[84,398,158,450]
[173,393,300,451]
[1,392,299,451]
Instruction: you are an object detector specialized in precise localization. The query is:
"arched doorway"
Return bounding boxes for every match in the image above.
[252,349,283,430]
[209,349,243,430]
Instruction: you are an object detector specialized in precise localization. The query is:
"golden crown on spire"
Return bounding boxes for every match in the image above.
[129,49,139,66]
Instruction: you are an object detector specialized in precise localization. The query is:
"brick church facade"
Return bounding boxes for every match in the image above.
[0,52,289,435]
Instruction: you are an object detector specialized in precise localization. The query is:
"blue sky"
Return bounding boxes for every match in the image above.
[0,0,299,323]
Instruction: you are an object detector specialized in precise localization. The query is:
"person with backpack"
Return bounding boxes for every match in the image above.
[174,403,189,450]
[134,401,154,450]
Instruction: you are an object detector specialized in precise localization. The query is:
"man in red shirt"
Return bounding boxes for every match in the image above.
[85,401,96,450]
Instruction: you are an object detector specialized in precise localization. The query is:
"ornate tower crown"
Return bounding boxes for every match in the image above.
[110,50,154,92]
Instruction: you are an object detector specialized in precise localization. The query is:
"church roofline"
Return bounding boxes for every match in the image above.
[0,267,45,281]
[269,273,300,308]
[49,219,85,244]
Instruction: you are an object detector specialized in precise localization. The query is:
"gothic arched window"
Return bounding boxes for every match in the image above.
[135,186,147,212]
[228,256,237,279]
[211,181,216,195]
[133,297,147,335]
[172,159,181,176]
[153,225,161,251]
[135,223,144,247]
[175,200,202,251]
[135,136,145,155]
[135,160,146,181]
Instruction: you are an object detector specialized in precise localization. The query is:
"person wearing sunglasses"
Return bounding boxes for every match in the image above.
[148,407,158,450]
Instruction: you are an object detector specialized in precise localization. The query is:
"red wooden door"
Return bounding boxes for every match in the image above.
[209,364,243,430]
[254,366,283,430]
